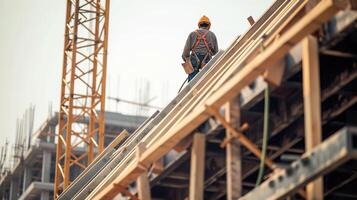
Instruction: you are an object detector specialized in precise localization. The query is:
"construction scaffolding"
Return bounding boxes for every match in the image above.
[54,0,110,198]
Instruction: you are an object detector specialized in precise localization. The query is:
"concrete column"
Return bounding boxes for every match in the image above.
[9,177,19,200]
[48,125,55,143]
[41,150,51,200]
[41,191,50,200]
[41,150,51,182]
[23,166,32,193]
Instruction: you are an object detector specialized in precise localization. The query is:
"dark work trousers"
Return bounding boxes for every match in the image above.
[188,53,211,82]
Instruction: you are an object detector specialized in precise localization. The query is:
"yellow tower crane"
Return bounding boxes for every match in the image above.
[54,0,110,198]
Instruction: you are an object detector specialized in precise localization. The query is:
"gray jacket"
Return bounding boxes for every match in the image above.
[182,28,218,61]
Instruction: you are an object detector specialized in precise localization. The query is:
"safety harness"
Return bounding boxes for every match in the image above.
[191,30,213,69]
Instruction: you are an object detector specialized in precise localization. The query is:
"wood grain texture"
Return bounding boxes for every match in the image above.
[189,133,206,200]
[225,96,242,199]
[302,35,323,200]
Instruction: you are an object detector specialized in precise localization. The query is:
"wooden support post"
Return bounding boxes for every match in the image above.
[189,133,206,200]
[302,35,323,200]
[225,96,242,199]
[136,143,152,200]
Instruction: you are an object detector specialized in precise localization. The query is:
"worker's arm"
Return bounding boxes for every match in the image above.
[182,32,194,61]
[211,32,219,55]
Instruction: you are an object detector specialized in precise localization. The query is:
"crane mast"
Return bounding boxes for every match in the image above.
[54,0,110,198]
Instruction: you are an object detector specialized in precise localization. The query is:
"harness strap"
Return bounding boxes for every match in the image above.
[192,30,213,56]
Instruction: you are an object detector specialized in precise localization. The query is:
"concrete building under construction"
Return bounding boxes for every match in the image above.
[0,112,146,200]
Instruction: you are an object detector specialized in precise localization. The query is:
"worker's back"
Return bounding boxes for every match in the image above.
[190,29,218,57]
[181,15,219,82]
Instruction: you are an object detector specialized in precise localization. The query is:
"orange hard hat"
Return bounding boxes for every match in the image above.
[198,15,211,29]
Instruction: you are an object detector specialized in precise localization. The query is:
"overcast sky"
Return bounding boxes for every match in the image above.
[0,0,273,149]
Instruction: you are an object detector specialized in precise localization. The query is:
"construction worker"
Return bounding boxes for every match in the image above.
[182,15,219,82]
